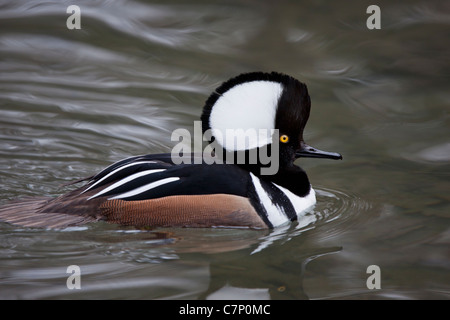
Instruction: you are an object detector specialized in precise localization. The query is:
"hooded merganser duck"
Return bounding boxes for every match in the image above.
[0,72,342,229]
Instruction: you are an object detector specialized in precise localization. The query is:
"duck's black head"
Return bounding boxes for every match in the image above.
[201,71,342,176]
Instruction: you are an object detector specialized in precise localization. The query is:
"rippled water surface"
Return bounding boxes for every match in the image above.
[0,0,449,299]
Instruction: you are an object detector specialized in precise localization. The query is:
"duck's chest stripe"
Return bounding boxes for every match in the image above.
[272,182,316,216]
[249,173,295,227]
[249,173,317,228]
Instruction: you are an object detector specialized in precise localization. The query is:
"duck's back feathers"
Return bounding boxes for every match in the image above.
[0,154,267,229]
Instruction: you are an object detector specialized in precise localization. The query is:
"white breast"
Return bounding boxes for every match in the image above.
[250,172,317,228]
[250,172,289,227]
[273,182,316,217]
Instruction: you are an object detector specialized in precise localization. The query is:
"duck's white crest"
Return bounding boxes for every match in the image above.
[209,81,283,151]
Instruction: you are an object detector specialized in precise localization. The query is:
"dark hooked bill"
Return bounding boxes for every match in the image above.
[295,142,343,160]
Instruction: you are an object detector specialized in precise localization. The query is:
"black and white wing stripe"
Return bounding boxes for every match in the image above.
[82,154,250,202]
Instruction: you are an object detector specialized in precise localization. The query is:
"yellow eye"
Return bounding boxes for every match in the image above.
[280,135,289,143]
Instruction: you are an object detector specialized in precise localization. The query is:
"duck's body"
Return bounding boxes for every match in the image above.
[0,72,341,229]
[0,153,315,229]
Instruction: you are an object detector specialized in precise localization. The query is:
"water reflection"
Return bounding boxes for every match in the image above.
[198,234,341,300]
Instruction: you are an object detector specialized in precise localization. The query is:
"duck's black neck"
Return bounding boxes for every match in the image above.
[267,165,311,197]
[212,147,312,198]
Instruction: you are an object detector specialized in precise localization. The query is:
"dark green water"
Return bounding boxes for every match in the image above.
[0,0,449,299]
